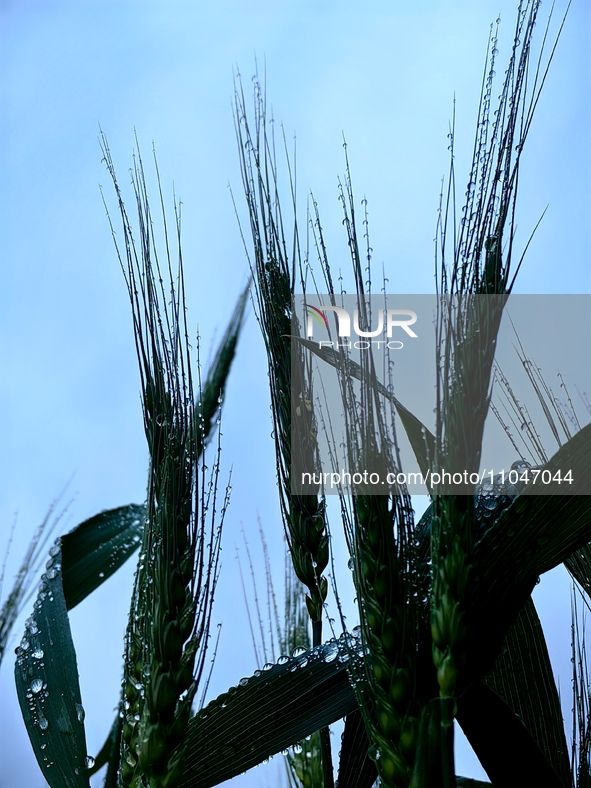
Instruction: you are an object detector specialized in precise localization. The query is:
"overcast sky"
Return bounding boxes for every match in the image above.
[1,1,589,786]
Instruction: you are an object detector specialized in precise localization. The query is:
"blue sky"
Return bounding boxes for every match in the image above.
[1,1,589,785]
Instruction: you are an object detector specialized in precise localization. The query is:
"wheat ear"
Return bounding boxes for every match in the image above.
[101,137,222,788]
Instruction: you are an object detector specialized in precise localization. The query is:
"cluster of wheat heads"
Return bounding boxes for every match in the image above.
[234,0,591,786]
[4,1,591,787]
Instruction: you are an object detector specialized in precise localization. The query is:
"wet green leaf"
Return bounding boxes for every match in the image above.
[179,636,359,788]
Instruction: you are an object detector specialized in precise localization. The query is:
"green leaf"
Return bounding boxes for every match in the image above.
[293,337,436,479]
[565,541,591,599]
[14,505,144,787]
[456,681,567,788]
[15,537,90,788]
[179,636,359,788]
[336,709,377,788]
[197,282,249,453]
[483,596,570,785]
[468,424,591,681]
[61,504,144,610]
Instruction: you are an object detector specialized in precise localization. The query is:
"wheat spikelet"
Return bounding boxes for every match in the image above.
[312,169,423,787]
[347,382,421,787]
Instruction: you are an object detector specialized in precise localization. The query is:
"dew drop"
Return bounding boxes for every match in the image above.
[30,679,43,694]
[75,703,85,723]
[85,756,95,769]
[32,649,44,660]
[38,715,49,731]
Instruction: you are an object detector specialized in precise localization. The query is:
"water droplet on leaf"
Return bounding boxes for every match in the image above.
[30,679,43,694]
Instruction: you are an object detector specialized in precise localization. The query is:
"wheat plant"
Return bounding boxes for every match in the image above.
[5,1,591,787]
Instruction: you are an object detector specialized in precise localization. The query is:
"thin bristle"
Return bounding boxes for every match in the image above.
[0,499,69,669]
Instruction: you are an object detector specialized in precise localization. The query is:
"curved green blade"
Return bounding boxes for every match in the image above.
[456,681,566,788]
[197,282,249,453]
[14,504,145,787]
[336,709,377,788]
[565,542,591,599]
[483,596,570,784]
[15,537,90,788]
[468,423,591,681]
[179,636,359,788]
[61,504,144,610]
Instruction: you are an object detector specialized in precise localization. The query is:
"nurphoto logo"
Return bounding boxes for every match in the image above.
[305,304,418,350]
